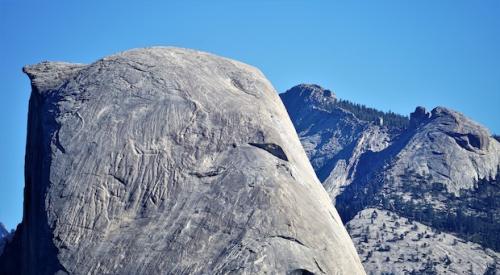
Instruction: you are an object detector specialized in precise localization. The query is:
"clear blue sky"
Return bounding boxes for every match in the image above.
[1,0,499,230]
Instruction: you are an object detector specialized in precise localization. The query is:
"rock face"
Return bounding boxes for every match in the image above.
[409,106,430,129]
[0,48,364,274]
[280,84,391,185]
[281,84,500,274]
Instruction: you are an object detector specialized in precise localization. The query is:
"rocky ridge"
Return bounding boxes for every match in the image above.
[281,84,500,274]
[280,84,392,185]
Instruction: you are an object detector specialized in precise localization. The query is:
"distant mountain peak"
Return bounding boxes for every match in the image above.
[281,84,409,131]
[0,224,7,238]
[287,83,336,98]
[0,223,10,257]
[282,84,337,112]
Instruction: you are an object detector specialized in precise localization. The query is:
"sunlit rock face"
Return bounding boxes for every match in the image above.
[282,84,500,274]
[0,48,364,275]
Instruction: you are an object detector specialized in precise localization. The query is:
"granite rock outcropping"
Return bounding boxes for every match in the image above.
[0,49,365,274]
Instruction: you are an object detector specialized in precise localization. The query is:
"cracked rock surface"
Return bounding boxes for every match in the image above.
[0,47,364,274]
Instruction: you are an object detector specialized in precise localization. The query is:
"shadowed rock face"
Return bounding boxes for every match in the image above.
[409,106,430,129]
[0,48,364,274]
[280,85,391,198]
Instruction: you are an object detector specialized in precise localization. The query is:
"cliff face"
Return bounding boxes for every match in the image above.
[281,84,500,274]
[280,84,391,187]
[0,48,364,274]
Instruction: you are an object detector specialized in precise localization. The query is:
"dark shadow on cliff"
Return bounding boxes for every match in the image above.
[0,83,68,274]
[334,128,417,223]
